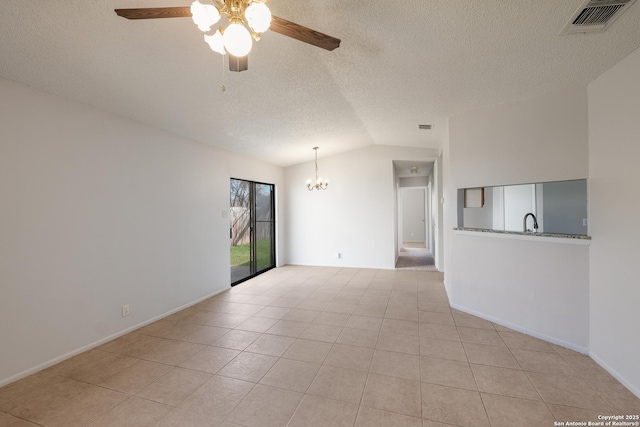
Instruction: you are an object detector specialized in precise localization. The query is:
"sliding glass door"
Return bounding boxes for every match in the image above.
[230,178,275,285]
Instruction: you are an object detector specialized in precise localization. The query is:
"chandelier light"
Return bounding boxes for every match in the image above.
[306,147,329,191]
[190,0,272,57]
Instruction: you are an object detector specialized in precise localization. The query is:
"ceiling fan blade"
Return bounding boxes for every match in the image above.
[114,7,191,20]
[114,8,341,52]
[229,54,248,72]
[270,15,340,51]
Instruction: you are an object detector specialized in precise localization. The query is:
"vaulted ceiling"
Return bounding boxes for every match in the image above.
[2,1,639,166]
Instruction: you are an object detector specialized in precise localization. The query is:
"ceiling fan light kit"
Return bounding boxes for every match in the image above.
[190,1,220,32]
[244,1,272,33]
[190,0,271,57]
[204,30,226,55]
[222,19,254,57]
[114,0,340,72]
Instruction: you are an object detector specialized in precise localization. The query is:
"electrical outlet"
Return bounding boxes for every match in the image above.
[336,252,341,259]
[122,304,130,317]
[583,218,588,227]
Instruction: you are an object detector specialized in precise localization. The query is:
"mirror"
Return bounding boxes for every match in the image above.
[458,179,588,235]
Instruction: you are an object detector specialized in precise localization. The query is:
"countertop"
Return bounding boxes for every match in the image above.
[454,228,591,240]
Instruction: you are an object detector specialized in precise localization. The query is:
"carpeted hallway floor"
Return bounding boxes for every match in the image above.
[396,243,436,270]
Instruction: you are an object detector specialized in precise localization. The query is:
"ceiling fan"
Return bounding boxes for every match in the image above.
[115,0,341,72]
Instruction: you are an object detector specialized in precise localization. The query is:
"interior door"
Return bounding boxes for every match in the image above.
[401,188,426,245]
[230,179,275,285]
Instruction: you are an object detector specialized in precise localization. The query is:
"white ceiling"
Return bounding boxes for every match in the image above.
[2,0,639,167]
[394,161,433,179]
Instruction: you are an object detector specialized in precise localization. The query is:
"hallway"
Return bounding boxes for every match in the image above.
[395,243,436,271]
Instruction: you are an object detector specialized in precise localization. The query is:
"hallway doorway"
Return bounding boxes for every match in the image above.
[393,160,437,270]
[397,188,436,270]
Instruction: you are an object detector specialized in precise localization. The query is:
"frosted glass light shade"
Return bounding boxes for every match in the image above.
[190,0,220,32]
[223,22,252,57]
[245,1,272,33]
[204,30,226,55]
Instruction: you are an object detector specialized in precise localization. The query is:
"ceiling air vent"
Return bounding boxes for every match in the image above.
[561,0,636,34]
[418,124,432,130]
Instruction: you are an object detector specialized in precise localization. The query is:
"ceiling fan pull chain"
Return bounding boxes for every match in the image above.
[221,53,226,92]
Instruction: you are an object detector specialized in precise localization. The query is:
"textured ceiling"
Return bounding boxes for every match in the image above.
[1,0,639,166]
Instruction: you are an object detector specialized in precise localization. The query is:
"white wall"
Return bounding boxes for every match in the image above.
[445,88,589,349]
[392,165,399,263]
[450,88,588,188]
[284,145,439,269]
[588,46,640,397]
[439,135,450,274]
[427,172,436,254]
[399,176,428,187]
[492,186,505,230]
[451,232,589,350]
[0,78,285,385]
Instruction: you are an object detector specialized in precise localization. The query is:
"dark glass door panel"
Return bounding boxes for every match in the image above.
[255,183,274,274]
[230,179,252,284]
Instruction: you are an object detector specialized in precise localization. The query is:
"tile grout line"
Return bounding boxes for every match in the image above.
[9,267,633,426]
[457,319,493,427]
[496,326,558,421]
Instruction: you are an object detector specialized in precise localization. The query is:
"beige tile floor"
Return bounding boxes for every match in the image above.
[1,266,639,427]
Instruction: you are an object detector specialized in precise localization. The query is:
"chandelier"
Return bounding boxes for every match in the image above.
[306,147,329,191]
[190,0,272,57]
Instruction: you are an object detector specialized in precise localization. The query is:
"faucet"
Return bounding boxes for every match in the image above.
[523,213,539,233]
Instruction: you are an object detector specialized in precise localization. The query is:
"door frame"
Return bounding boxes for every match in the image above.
[230,178,276,286]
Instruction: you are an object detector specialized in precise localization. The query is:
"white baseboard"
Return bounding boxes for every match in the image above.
[0,287,229,388]
[443,277,451,294]
[285,262,397,270]
[449,302,589,354]
[431,285,639,400]
[589,351,640,400]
